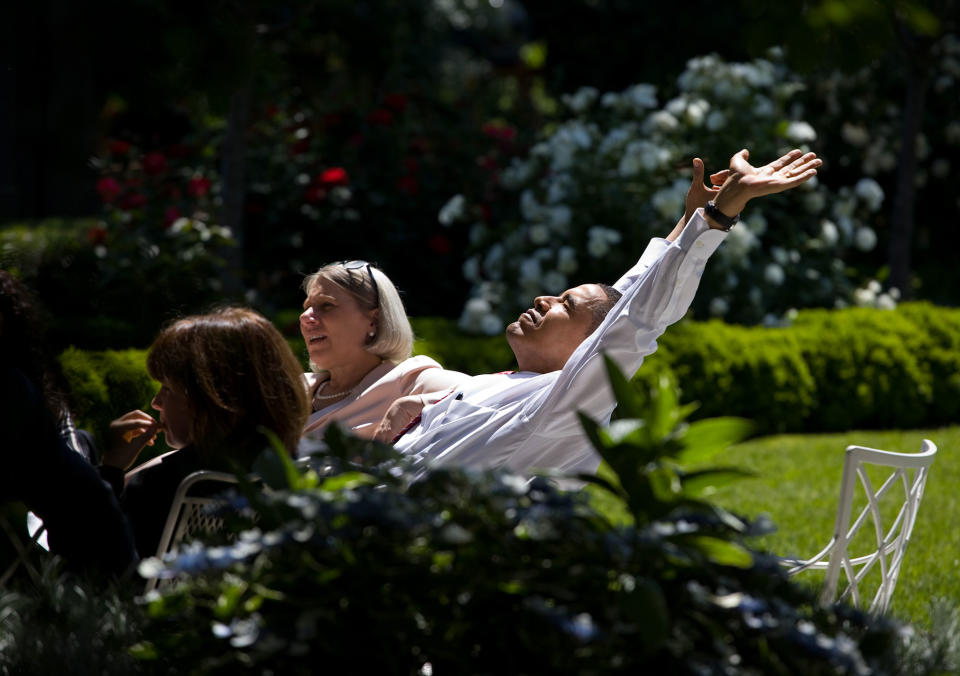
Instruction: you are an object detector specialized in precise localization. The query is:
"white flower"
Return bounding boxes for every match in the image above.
[745,211,767,236]
[841,123,870,147]
[520,190,542,221]
[646,110,679,132]
[562,86,599,113]
[855,226,877,251]
[462,256,480,281]
[296,173,310,185]
[804,191,826,214]
[651,179,687,218]
[529,224,550,244]
[785,120,817,143]
[599,125,634,157]
[705,111,727,130]
[752,95,774,118]
[665,96,686,115]
[723,224,757,261]
[330,186,351,206]
[480,314,503,335]
[820,220,839,246]
[548,206,573,233]
[587,239,609,258]
[764,263,785,285]
[557,246,578,274]
[624,83,658,111]
[501,159,535,189]
[771,246,789,265]
[519,257,542,282]
[601,92,619,107]
[464,297,491,316]
[483,243,504,274]
[876,293,897,310]
[854,178,884,211]
[709,297,730,316]
[543,271,567,293]
[546,176,570,204]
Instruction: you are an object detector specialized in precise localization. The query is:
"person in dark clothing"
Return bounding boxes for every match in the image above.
[97,307,310,559]
[0,272,137,579]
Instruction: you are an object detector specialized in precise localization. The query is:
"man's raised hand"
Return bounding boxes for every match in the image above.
[713,148,821,217]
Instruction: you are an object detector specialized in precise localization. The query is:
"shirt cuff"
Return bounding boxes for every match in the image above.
[675,208,727,260]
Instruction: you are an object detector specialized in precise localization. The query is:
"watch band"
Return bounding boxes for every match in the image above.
[705,200,739,231]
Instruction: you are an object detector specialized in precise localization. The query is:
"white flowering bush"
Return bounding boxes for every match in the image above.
[447,50,889,331]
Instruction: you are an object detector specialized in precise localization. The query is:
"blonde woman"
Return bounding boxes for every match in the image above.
[298,261,468,446]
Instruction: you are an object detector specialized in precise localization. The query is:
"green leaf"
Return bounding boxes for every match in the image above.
[602,353,646,419]
[253,426,302,490]
[680,467,755,498]
[676,417,755,465]
[685,536,754,569]
[319,472,377,493]
[620,576,670,654]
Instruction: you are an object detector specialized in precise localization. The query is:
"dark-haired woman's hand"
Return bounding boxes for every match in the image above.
[102,410,159,471]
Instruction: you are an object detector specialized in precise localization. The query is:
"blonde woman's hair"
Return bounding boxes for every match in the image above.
[302,262,414,363]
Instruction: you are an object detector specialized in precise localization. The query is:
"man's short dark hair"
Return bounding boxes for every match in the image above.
[586,283,623,335]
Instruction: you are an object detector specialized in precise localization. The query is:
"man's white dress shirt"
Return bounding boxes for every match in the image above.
[395,210,727,476]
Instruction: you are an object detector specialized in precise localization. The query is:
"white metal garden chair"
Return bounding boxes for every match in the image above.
[144,470,240,593]
[780,439,937,615]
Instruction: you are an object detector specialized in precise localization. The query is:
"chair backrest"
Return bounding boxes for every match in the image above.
[820,439,937,614]
[144,470,240,592]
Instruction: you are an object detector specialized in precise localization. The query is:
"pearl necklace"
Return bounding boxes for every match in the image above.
[313,380,355,403]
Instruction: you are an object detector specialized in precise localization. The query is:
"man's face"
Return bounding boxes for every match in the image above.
[505,283,607,373]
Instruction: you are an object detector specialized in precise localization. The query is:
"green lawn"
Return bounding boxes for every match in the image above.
[706,425,959,630]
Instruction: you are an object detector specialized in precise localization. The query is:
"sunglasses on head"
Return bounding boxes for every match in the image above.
[342,260,380,308]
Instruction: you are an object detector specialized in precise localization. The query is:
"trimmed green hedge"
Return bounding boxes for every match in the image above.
[57,303,960,438]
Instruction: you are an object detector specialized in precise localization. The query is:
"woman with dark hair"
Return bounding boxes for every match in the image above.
[99,306,310,558]
[1,271,137,578]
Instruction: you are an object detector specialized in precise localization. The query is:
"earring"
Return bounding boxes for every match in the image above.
[368,331,375,337]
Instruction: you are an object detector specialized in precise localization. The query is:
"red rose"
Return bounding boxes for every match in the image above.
[119,192,147,210]
[304,185,327,203]
[482,122,517,143]
[86,225,107,246]
[477,154,498,171]
[479,203,492,222]
[108,140,130,156]
[428,234,451,255]
[163,206,181,227]
[142,152,168,175]
[318,167,349,187]
[404,157,419,173]
[367,109,394,126]
[187,176,212,197]
[397,174,419,196]
[95,177,122,203]
[383,93,408,113]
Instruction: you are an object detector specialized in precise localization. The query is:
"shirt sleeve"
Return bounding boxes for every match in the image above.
[522,209,727,436]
